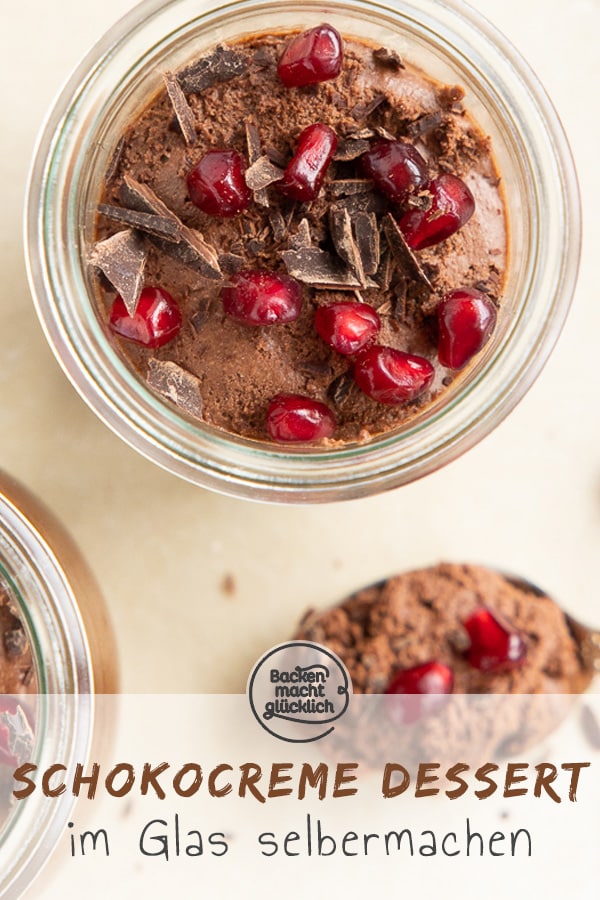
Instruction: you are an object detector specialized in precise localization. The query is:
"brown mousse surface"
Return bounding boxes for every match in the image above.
[294,563,591,694]
[0,583,35,695]
[93,33,507,444]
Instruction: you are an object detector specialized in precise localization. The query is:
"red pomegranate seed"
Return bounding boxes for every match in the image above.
[277,24,343,87]
[109,287,182,348]
[314,301,380,355]
[437,288,497,369]
[221,269,302,326]
[187,149,252,217]
[399,173,475,249]
[353,345,434,404]
[385,662,454,725]
[463,607,527,672]
[266,394,335,442]
[276,123,338,202]
[361,139,429,204]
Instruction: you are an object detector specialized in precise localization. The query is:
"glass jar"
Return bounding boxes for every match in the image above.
[0,473,117,897]
[26,0,580,502]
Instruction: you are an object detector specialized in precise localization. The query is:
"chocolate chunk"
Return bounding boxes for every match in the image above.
[382,213,433,291]
[280,247,375,290]
[177,45,248,94]
[3,626,26,658]
[89,229,147,315]
[244,122,269,207]
[163,71,197,146]
[407,111,444,139]
[354,212,380,276]
[376,248,395,292]
[372,46,405,69]
[333,138,371,161]
[329,179,373,197]
[374,125,396,141]
[247,238,265,256]
[331,191,387,217]
[329,207,366,285]
[120,176,180,222]
[265,145,288,168]
[98,204,182,242]
[289,218,313,250]
[218,252,245,274]
[147,359,203,418]
[351,93,386,121]
[244,155,284,192]
[268,209,287,242]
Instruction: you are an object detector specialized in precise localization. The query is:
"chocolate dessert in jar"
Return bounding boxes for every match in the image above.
[27,0,580,501]
[0,473,118,897]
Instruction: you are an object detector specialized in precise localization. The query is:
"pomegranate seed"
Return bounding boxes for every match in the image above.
[187,149,252,217]
[221,269,302,326]
[109,287,182,348]
[314,301,380,355]
[266,394,335,442]
[277,25,343,87]
[463,607,527,672]
[399,173,475,249]
[385,662,454,725]
[353,345,434,404]
[361,139,428,204]
[276,123,338,202]
[437,288,497,369]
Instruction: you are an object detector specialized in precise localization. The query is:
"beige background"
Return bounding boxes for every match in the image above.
[1,0,599,692]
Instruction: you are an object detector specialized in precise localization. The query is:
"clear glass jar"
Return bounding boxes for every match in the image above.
[26,0,580,502]
[0,473,117,898]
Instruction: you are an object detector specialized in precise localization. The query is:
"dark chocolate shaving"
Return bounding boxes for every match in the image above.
[218,252,245,274]
[376,249,395,292]
[330,190,387,216]
[333,138,371,162]
[351,93,387,121]
[3,626,27,658]
[268,209,287,242]
[244,156,284,192]
[407,111,444,139]
[372,47,405,69]
[329,207,365,285]
[280,247,375,289]
[382,213,433,291]
[327,371,355,407]
[163,71,197,146]
[98,204,182,242]
[120,176,179,221]
[266,145,288,168]
[354,212,380,276]
[374,125,396,141]
[245,122,269,206]
[329,179,373,197]
[177,45,248,94]
[89,229,147,315]
[147,359,203,418]
[289,218,313,250]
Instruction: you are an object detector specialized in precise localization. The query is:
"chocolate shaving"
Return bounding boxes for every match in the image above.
[190,300,215,332]
[382,213,433,291]
[120,177,221,279]
[333,138,371,161]
[177,45,248,94]
[105,136,125,184]
[376,249,395,292]
[98,204,182,242]
[245,155,284,192]
[331,190,387,216]
[247,238,265,256]
[329,179,373,197]
[407,111,444,139]
[372,47,405,69]
[329,207,365,285]
[345,126,377,140]
[327,371,355,407]
[266,145,288,168]
[89,229,147,315]
[3,626,27,658]
[245,122,269,206]
[351,93,386,121]
[268,209,287,242]
[374,125,396,141]
[163,71,197,146]
[354,212,380,276]
[219,252,245,274]
[147,359,203,418]
[289,218,313,250]
[280,247,375,289]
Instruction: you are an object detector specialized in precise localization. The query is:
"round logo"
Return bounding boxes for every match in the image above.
[247,642,352,743]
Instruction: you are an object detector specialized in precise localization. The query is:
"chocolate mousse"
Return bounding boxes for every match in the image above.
[91,28,507,444]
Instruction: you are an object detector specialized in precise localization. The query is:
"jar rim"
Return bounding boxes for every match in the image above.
[25,0,581,502]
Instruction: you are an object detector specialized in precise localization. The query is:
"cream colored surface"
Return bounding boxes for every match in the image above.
[1,0,599,692]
